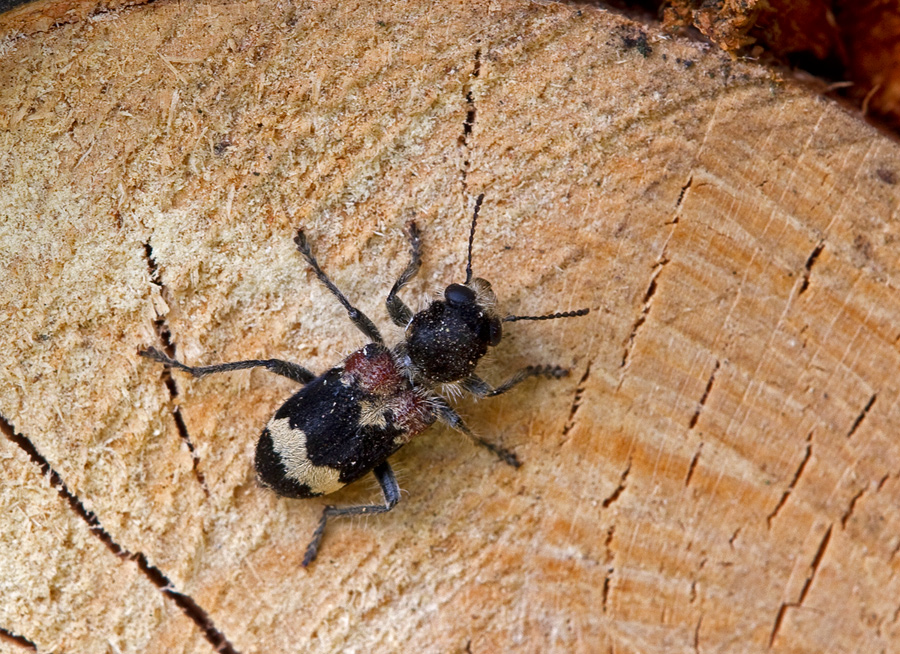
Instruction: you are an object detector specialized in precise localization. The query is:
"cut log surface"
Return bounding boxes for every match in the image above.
[2,0,900,652]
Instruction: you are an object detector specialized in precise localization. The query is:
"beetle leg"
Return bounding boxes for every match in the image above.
[386,221,423,328]
[432,398,520,468]
[302,461,401,567]
[295,230,384,345]
[139,347,315,384]
[461,365,569,398]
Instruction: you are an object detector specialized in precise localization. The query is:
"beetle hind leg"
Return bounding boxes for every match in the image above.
[302,461,401,567]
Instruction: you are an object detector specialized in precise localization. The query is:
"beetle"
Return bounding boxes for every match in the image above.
[141,194,588,566]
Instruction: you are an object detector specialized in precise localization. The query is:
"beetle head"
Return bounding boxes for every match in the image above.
[405,277,501,383]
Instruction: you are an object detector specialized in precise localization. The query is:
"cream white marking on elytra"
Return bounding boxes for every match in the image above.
[267,416,344,495]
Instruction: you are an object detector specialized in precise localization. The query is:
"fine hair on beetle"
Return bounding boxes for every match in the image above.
[140,193,589,566]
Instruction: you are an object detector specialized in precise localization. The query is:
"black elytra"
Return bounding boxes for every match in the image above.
[140,193,589,567]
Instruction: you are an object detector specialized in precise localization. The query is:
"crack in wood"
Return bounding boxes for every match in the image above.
[601,461,631,509]
[620,257,669,370]
[840,487,866,529]
[0,626,37,651]
[890,538,900,563]
[604,524,616,563]
[674,174,693,212]
[766,431,813,528]
[601,567,613,613]
[769,603,789,649]
[799,524,833,604]
[143,242,209,496]
[689,360,719,429]
[684,443,703,487]
[0,414,240,654]
[560,359,592,439]
[769,523,834,647]
[459,48,481,194]
[664,173,694,226]
[689,558,707,605]
[847,393,877,439]
[797,241,825,296]
[601,527,616,613]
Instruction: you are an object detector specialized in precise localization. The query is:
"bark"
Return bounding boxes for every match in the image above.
[2,0,900,652]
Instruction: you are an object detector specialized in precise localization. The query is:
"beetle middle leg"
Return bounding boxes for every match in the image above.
[386,221,423,327]
[302,461,401,567]
[432,398,521,468]
[139,347,316,384]
[294,230,384,345]
[461,365,569,398]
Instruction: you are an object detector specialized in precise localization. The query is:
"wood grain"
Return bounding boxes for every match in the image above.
[2,0,900,652]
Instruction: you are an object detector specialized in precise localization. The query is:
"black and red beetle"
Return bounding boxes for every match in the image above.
[142,194,588,566]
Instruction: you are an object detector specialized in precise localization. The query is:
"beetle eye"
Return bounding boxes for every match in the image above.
[487,318,502,346]
[445,284,476,306]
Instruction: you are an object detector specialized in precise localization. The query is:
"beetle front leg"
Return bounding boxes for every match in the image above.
[386,221,423,327]
[295,230,384,345]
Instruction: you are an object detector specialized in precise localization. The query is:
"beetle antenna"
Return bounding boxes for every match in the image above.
[504,308,590,322]
[465,193,485,284]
